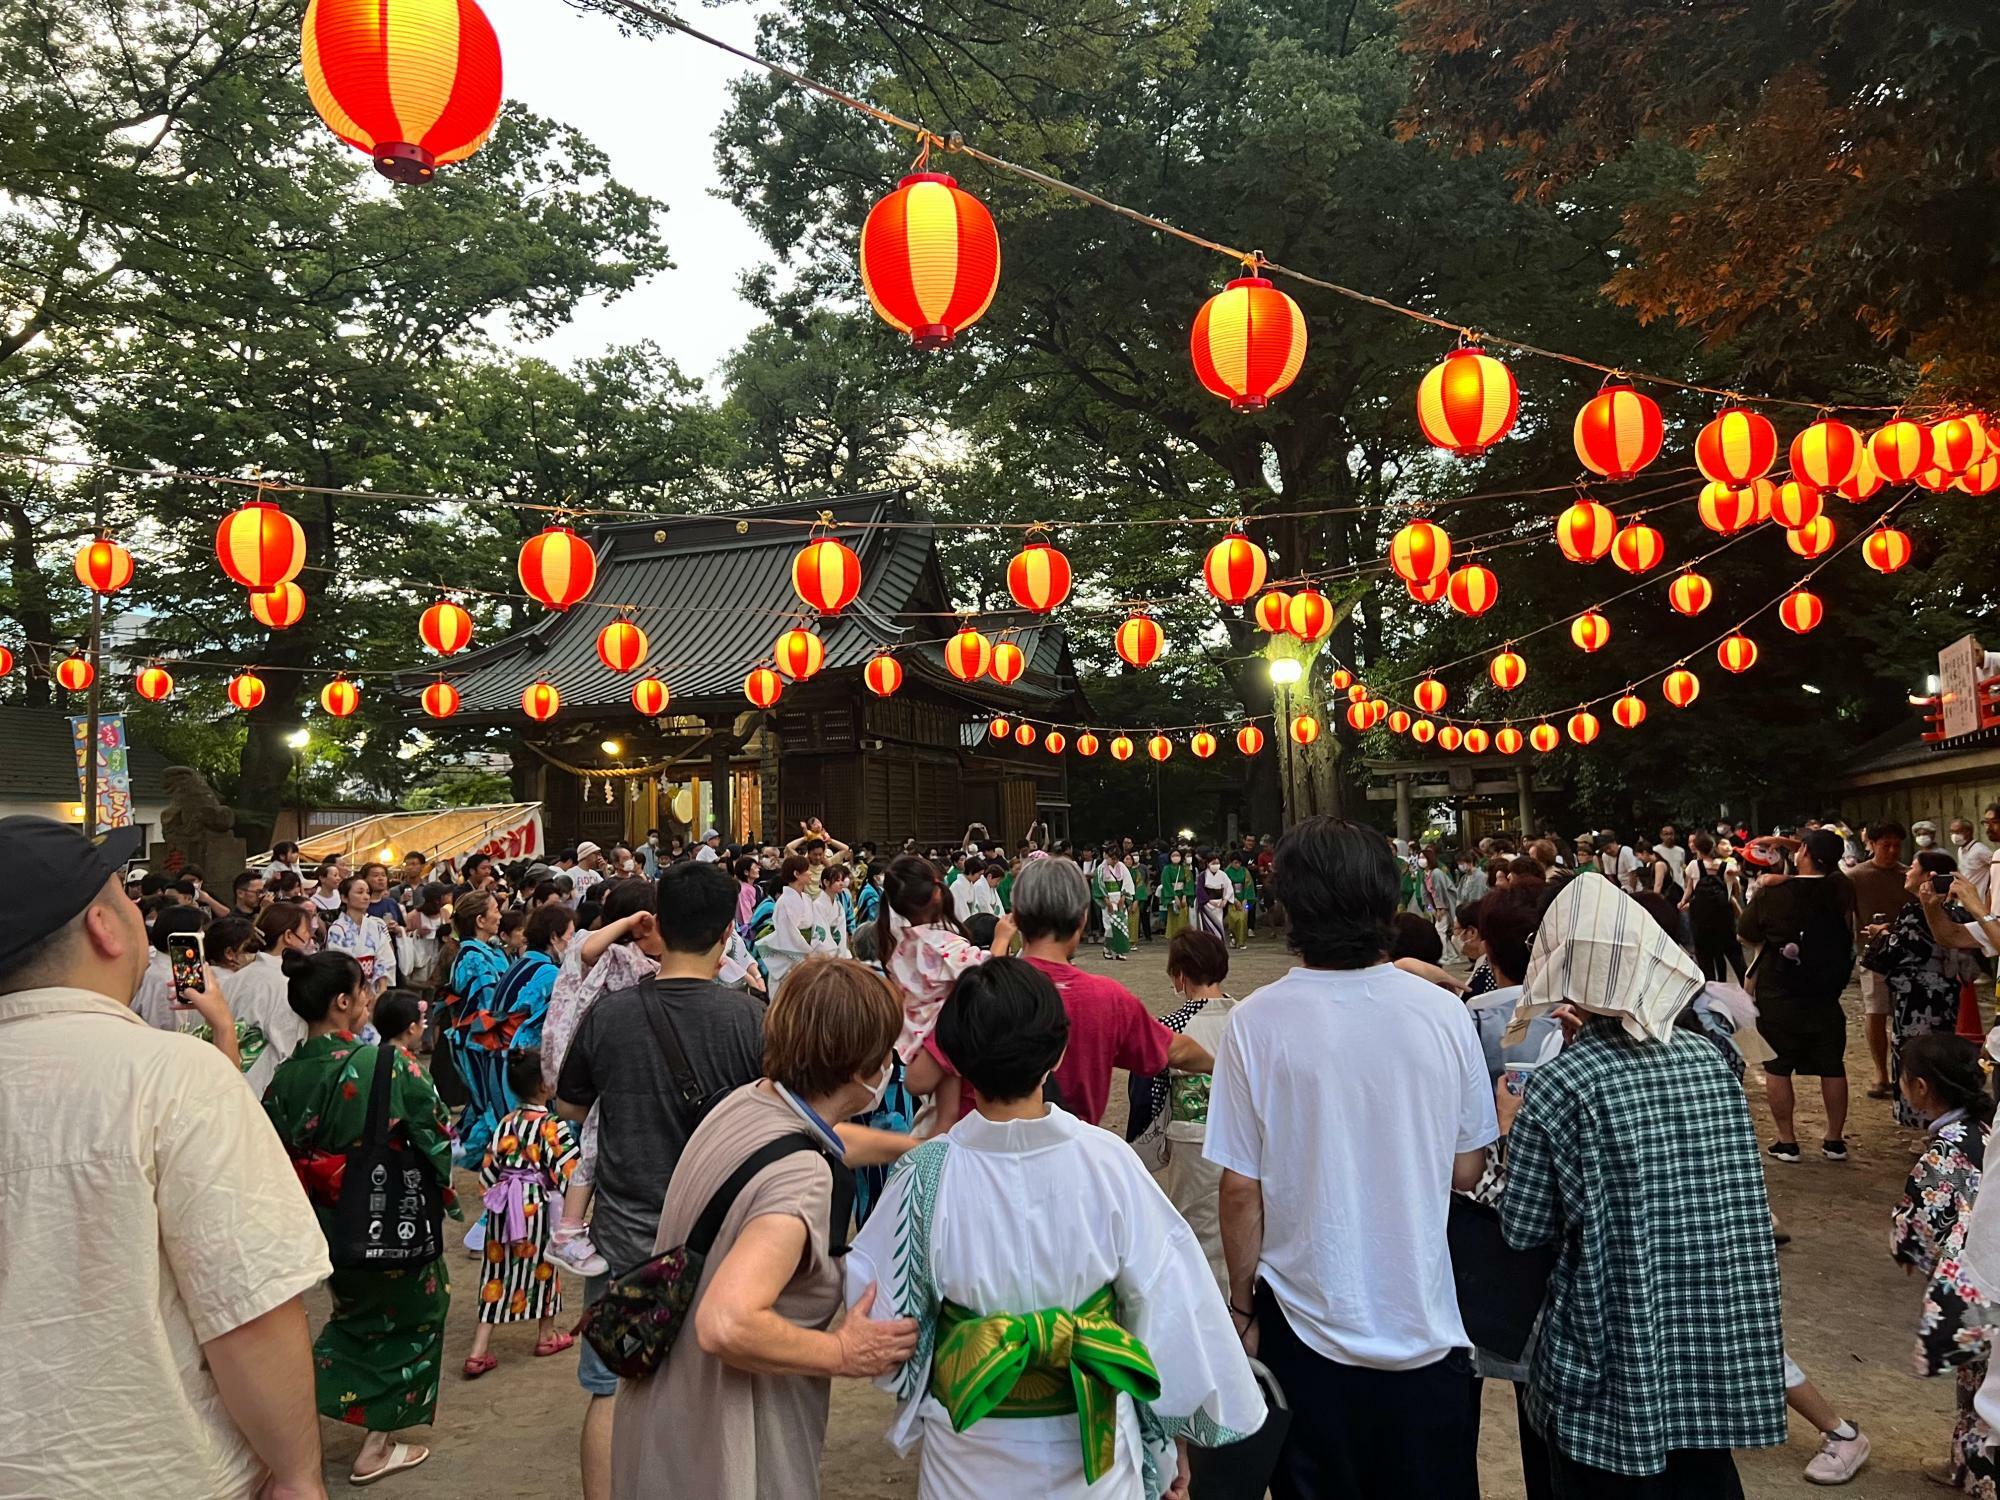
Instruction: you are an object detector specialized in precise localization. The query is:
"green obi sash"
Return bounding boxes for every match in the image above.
[930,1285,1161,1483]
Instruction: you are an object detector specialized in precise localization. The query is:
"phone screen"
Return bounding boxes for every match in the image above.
[167,934,203,999]
[1933,874,1956,896]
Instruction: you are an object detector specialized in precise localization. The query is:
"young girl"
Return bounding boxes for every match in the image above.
[464,1047,582,1378]
[373,989,426,1056]
[1158,930,1239,1290]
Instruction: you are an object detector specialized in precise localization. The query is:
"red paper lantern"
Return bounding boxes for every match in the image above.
[518,526,597,611]
[216,501,305,590]
[1868,420,1933,483]
[1406,572,1449,604]
[1570,611,1611,653]
[1416,347,1518,457]
[1203,533,1269,604]
[55,655,93,693]
[1290,714,1320,746]
[1116,613,1164,668]
[1771,480,1824,530]
[1610,521,1666,575]
[1253,592,1291,632]
[1346,683,1370,706]
[1046,731,1067,754]
[1414,677,1447,714]
[1917,462,1958,493]
[1786,515,1836,558]
[1438,725,1464,752]
[1930,415,1988,476]
[1345,702,1372,732]
[1863,525,1913,574]
[1556,499,1616,563]
[990,717,1012,739]
[1957,455,2000,496]
[1834,447,1885,502]
[1529,722,1561,752]
[1385,521,1449,587]
[1329,668,1354,691]
[1574,383,1664,480]
[774,627,826,681]
[944,626,993,682]
[521,681,560,722]
[1191,276,1307,411]
[1286,589,1335,643]
[1076,731,1101,758]
[1226,723,1261,756]
[1191,730,1217,759]
[73,538,134,594]
[1717,633,1758,673]
[1110,735,1135,762]
[863,654,903,698]
[1668,571,1713,616]
[0,646,11,677]
[1463,727,1491,754]
[1694,406,1779,483]
[1697,481,1755,536]
[1146,733,1172,762]
[745,667,783,709]
[1790,420,1863,489]
[1567,711,1601,745]
[1613,693,1647,730]
[631,677,671,716]
[301,0,503,183]
[1778,589,1823,634]
[1495,726,1523,755]
[227,672,266,711]
[1743,477,1777,525]
[1489,649,1526,691]
[792,537,863,615]
[989,641,1026,686]
[596,619,648,674]
[1446,563,1498,617]
[1410,717,1436,744]
[1015,723,1039,748]
[1388,709,1412,734]
[321,677,360,718]
[422,680,461,719]
[419,600,472,655]
[134,665,174,703]
[249,582,307,631]
[1663,669,1700,708]
[860,174,1001,348]
[1007,539,1073,613]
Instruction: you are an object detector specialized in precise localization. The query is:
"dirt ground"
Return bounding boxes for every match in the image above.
[314,931,1963,1497]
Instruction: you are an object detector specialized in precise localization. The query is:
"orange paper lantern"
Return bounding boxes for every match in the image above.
[517,526,596,611]
[521,681,560,722]
[1770,480,1824,531]
[1411,717,1436,744]
[1610,521,1666,574]
[1416,347,1518,457]
[227,672,266,711]
[249,581,307,631]
[1529,722,1561,752]
[1957,455,2000,496]
[1463,727,1491,754]
[989,641,1026,686]
[860,173,1001,348]
[1329,669,1354,691]
[1346,683,1369,705]
[1612,693,1647,730]
[596,619,648,674]
[863,654,903,698]
[1790,420,1863,490]
[1076,731,1101,758]
[73,538,134,594]
[1862,525,1913,574]
[1406,572,1449,604]
[944,626,993,682]
[1389,520,1452,585]
[1191,276,1307,411]
[1786,515,1836,558]
[1388,709,1412,734]
[1930,415,1988,476]
[1045,731,1067,755]
[1868,420,1933,483]
[1235,725,1265,755]
[1495,726,1524,755]
[1668,571,1713,616]
[630,677,671,716]
[1438,725,1464,752]
[1253,592,1292,632]
[1414,677,1447,714]
[0,646,11,677]
[990,717,1012,739]
[1191,730,1217,759]
[1694,406,1778,483]
[1570,611,1611,652]
[55,655,93,693]
[774,628,825,681]
[1778,589,1823,634]
[1203,533,1269,604]
[1574,382,1664,480]
[1290,714,1320,746]
[1567,711,1601,744]
[744,667,783,709]
[1115,613,1164,669]
[1110,735,1135,762]
[1446,564,1498,617]
[419,600,472,655]
[134,665,174,703]
[1834,446,1885,502]
[1147,734,1172,762]
[422,680,461,719]
[1556,499,1616,563]
[1489,649,1527,691]
[1007,539,1073,613]
[1697,481,1756,536]
[1717,634,1758,673]
[1286,589,1335,643]
[1345,702,1372,731]
[321,677,359,718]
[792,537,863,615]
[216,501,305,589]
[1014,723,1039,747]
[1663,669,1700,708]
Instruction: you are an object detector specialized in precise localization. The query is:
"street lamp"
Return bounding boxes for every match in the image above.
[1268,658,1302,831]
[1268,658,1304,685]
[601,739,623,757]
[286,729,310,844]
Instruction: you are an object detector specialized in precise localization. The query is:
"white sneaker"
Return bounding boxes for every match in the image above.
[1804,1427,1869,1485]
[547,1232,609,1278]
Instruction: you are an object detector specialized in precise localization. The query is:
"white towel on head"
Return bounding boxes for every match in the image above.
[1504,874,1705,1046]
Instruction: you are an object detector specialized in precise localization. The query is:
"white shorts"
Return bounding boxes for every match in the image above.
[1858,968,1891,1017]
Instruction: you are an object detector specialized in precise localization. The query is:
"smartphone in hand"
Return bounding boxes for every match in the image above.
[167,933,204,1002]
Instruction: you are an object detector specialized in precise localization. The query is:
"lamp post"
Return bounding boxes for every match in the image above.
[286,728,310,843]
[1269,657,1303,830]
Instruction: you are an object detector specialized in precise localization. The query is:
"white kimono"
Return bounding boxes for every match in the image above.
[218,951,308,1096]
[847,1106,1266,1499]
[760,885,822,991]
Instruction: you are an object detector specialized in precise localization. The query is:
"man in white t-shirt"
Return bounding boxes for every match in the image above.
[694,828,721,863]
[569,842,606,902]
[1952,817,1995,906]
[1207,816,1497,1498]
[951,856,1002,922]
[1597,829,1642,893]
[1654,822,1687,885]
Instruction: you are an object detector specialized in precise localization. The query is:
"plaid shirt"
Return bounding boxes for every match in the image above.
[1501,1019,1786,1475]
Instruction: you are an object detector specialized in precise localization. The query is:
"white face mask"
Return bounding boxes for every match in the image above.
[1953,833,1970,847]
[1918,834,1937,848]
[859,1059,894,1114]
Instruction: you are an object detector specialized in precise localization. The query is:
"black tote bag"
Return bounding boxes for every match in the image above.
[328,1045,446,1269]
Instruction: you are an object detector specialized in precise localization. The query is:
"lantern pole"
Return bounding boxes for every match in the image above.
[82,481,105,839]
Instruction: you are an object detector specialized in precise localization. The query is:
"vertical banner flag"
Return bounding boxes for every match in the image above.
[70,714,136,829]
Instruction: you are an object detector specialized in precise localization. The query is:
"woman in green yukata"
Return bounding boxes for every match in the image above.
[1096,852,1137,961]
[1159,850,1193,942]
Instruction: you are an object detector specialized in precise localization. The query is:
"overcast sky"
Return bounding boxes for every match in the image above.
[483,0,774,384]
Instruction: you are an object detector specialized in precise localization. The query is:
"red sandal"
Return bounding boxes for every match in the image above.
[534,1332,575,1357]
[461,1353,498,1379]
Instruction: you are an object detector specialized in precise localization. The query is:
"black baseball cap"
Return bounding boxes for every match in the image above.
[0,816,146,970]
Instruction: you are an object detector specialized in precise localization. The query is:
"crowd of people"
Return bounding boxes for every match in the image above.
[8,796,2000,1497]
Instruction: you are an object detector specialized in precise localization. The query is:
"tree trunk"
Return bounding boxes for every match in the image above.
[1,496,57,708]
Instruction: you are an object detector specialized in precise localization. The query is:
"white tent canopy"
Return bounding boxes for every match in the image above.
[253,803,544,870]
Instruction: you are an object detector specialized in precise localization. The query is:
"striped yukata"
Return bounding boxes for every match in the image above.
[477,1105,581,1324]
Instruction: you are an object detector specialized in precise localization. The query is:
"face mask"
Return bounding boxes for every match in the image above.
[859,1059,894,1113]
[1918,834,1937,848]
[1953,833,1969,847]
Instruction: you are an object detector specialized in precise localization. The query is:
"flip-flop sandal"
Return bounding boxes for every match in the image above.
[350,1442,430,1486]
[535,1332,576,1357]
[1867,1084,1896,1099]
[461,1353,498,1379]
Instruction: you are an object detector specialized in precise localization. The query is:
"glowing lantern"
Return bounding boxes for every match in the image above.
[134,665,174,703]
[1495,726,1524,755]
[249,582,307,631]
[1694,406,1778,483]
[1329,669,1354,691]
[1008,539,1073,613]
[1771,480,1823,530]
[1529,722,1560,752]
[1414,677,1447,714]
[1346,683,1369,705]
[1015,723,1038,748]
[990,717,1012,739]
[227,672,266,711]
[944,626,993,682]
[517,526,596,611]
[1663,669,1700,708]
[1930,415,1988,476]
[1868,420,1933,483]
[321,677,359,718]
[216,501,305,590]
[1146,733,1172,762]
[1411,717,1436,744]
[1556,499,1616,563]
[1834,446,1885,502]
[1345,702,1371,731]
[596,619,648,674]
[1191,730,1218,759]
[1571,611,1611,652]
[301,0,502,183]
[0,647,10,676]
[1574,383,1664,480]
[419,600,472,655]
[1290,714,1321,746]
[73,538,134,594]
[1369,698,1390,727]
[521,681,560,722]
[1463,727,1491,754]
[1110,735,1135,762]
[1697,481,1755,536]
[1717,634,1758,673]
[1778,589,1823,634]
[1786,516,1836,558]
[422,680,460,719]
[1115,613,1164,669]
[630,677,671,716]
[55,655,93,693]
[1744,477,1777,524]
[774,627,825,681]
[1611,521,1666,574]
[1790,420,1863,489]
[1253,592,1291,632]
[1613,693,1647,730]
[1416,346,1518,456]
[1235,725,1265,755]
[1286,589,1335,643]
[1407,572,1449,604]
[1668,571,1713,616]
[744,667,783,709]
[792,537,863,615]
[1388,709,1412,734]
[863,654,903,698]
[1917,463,1957,493]
[1191,275,1307,411]
[1446,563,1498,617]
[1863,525,1913,574]
[1046,731,1067,754]
[1957,456,2000,496]
[1076,731,1101,757]
[1203,533,1269,604]
[1567,711,1601,745]
[1438,725,1464,752]
[1389,520,1452,585]
[989,641,1026,686]
[1489,649,1526,691]
[860,174,1000,348]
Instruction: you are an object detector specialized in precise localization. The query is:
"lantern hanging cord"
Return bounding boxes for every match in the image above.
[613,0,1915,416]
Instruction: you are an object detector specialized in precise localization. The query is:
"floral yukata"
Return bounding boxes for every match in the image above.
[1869,899,1980,1126]
[264,1033,461,1432]
[477,1104,581,1324]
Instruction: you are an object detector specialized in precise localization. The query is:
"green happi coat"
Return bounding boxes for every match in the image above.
[264,1033,462,1432]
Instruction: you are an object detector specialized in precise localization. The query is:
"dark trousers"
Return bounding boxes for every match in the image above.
[1256,1284,1480,1499]
[1547,1447,1742,1499]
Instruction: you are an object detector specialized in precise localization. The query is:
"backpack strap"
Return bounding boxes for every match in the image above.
[635,980,707,1118]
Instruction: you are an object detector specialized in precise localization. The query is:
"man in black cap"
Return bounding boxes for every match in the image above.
[0,816,332,1499]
